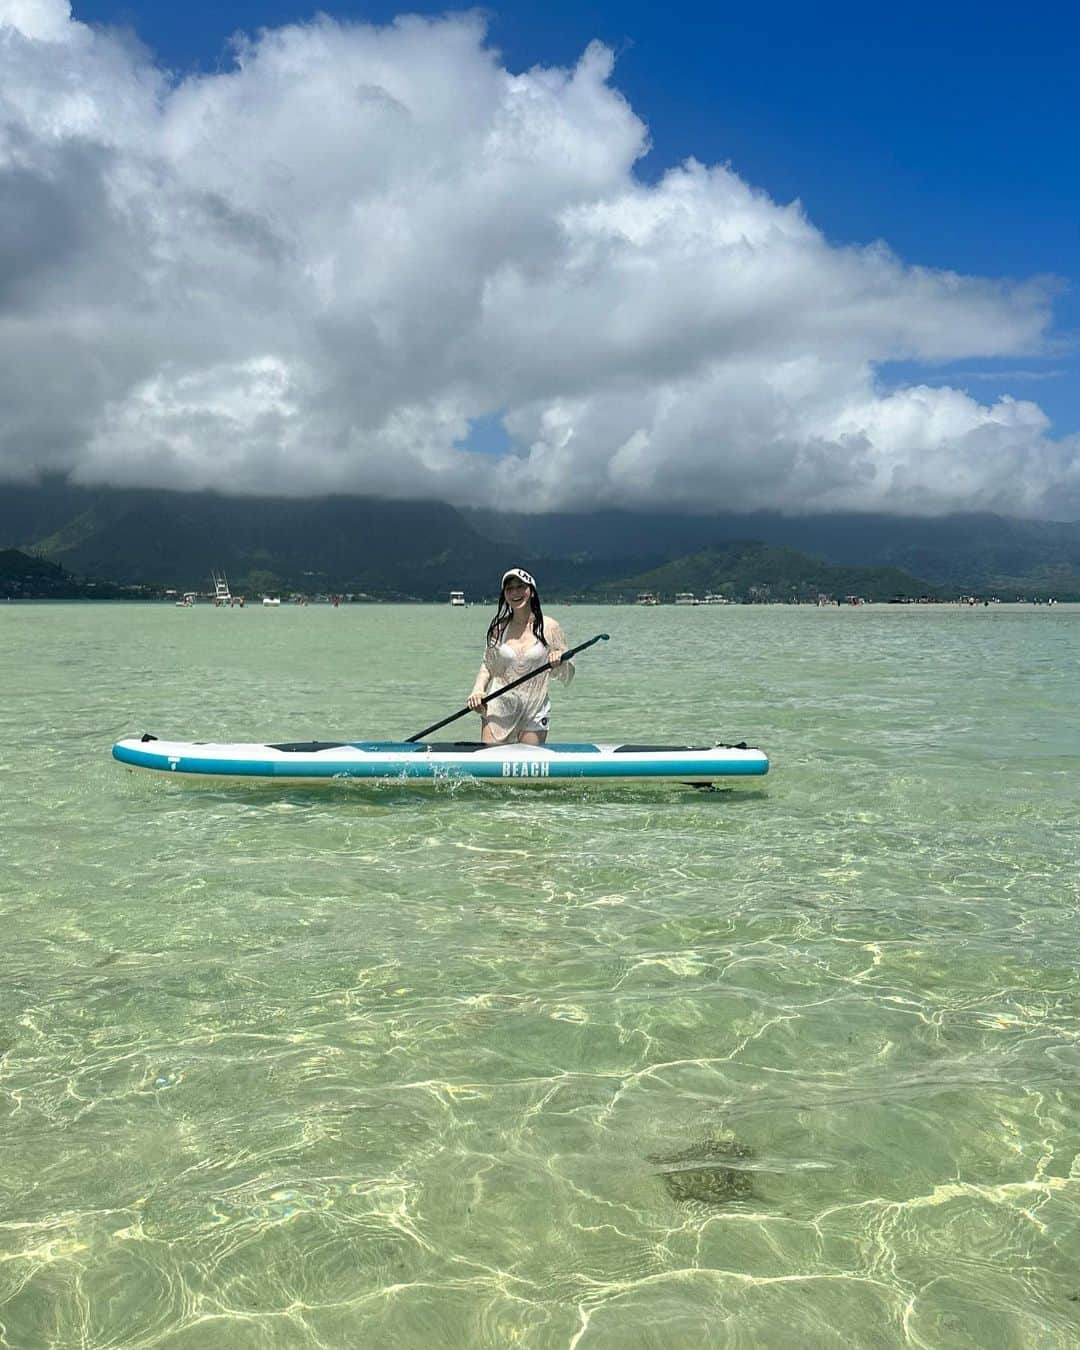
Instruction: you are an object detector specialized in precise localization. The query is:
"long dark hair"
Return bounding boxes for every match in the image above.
[486,578,547,647]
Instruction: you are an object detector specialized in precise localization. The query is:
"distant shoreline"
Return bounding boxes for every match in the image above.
[5,597,1076,609]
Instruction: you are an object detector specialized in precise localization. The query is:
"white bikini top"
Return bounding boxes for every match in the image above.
[474,619,574,691]
[497,638,546,663]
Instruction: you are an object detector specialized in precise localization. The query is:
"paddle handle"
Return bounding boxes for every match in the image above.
[406,633,610,742]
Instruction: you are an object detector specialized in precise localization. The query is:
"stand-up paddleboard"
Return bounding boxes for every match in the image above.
[112,735,769,786]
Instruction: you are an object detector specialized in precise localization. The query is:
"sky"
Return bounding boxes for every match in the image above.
[1,0,1078,517]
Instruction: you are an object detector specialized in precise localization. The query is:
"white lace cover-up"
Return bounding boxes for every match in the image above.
[472,618,574,742]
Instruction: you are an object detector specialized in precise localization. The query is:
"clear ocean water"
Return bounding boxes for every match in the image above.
[2,600,1078,1349]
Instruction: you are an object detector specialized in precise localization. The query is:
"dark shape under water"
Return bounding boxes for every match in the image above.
[649,1137,756,1205]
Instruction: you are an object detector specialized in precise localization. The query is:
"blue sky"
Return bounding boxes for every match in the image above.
[3,0,1077,513]
[74,0,1079,427]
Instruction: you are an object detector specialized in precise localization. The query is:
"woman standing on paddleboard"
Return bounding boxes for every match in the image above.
[466,568,574,744]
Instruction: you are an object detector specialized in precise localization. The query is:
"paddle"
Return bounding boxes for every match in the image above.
[406,632,610,743]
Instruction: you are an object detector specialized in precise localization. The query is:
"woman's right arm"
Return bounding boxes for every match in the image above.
[467,653,492,710]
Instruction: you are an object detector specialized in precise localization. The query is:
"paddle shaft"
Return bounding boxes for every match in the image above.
[406,632,610,742]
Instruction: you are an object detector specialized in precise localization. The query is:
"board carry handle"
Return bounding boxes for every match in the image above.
[406,633,610,743]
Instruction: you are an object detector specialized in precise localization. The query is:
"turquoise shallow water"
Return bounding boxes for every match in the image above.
[2,600,1079,1348]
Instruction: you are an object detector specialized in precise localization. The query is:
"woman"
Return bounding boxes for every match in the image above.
[466,568,574,744]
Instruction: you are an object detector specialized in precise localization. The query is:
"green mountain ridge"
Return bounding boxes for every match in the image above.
[2,479,1078,599]
[464,506,1080,595]
[0,548,151,599]
[1,483,508,596]
[601,543,941,602]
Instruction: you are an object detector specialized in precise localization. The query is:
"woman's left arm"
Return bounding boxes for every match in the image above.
[547,619,575,684]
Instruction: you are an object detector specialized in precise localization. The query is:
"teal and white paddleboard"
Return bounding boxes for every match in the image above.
[112,735,769,785]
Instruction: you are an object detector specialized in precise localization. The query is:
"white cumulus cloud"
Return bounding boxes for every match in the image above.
[0,0,1076,515]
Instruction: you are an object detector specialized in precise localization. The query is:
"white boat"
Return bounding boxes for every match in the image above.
[635,592,660,606]
[211,571,232,606]
[262,595,281,607]
[449,591,466,607]
[175,592,196,608]
[674,592,699,606]
[703,593,729,605]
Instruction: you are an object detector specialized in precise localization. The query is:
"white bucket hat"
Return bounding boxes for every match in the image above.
[501,567,536,589]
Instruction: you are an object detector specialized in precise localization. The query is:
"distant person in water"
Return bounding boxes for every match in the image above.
[466,568,574,744]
